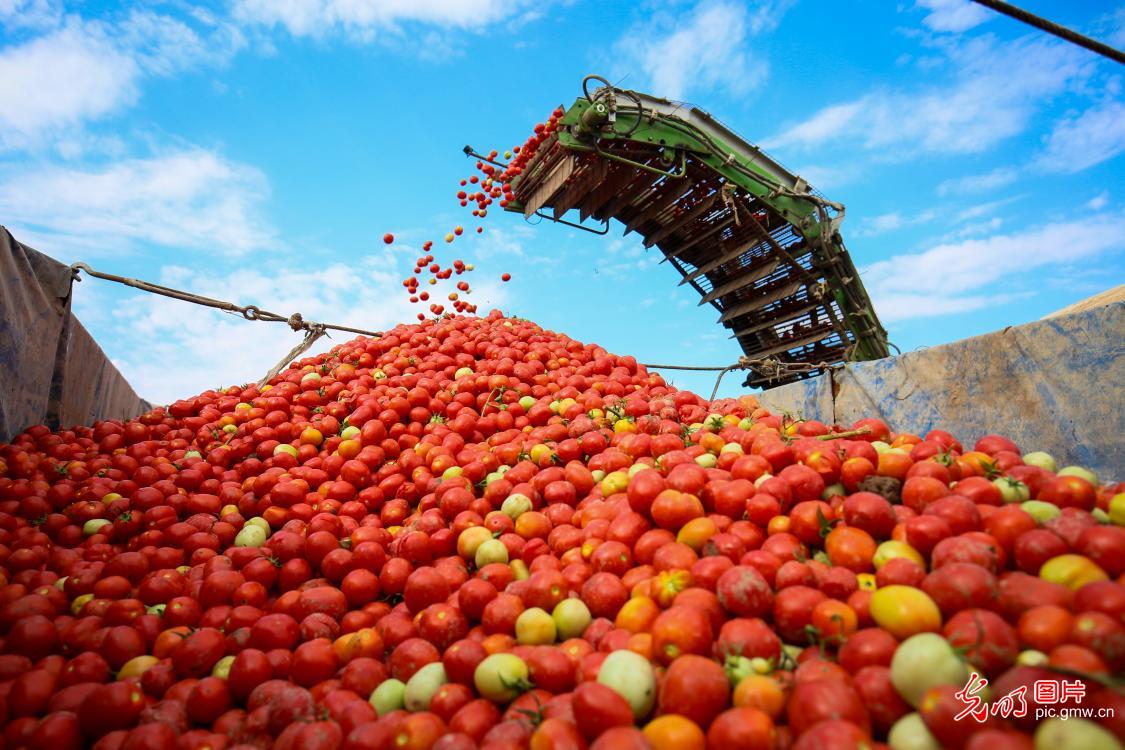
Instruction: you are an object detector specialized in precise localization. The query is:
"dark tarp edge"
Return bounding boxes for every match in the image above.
[1,226,150,441]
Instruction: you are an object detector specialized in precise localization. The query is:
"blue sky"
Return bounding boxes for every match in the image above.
[1,0,1123,404]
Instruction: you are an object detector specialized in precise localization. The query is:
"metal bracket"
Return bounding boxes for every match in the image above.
[528,209,610,235]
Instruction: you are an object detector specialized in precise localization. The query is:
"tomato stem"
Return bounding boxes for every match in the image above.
[814,427,872,441]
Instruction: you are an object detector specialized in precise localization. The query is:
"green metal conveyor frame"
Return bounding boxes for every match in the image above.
[493,76,890,389]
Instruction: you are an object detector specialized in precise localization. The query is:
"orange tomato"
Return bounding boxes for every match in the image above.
[810,599,858,643]
[959,451,996,477]
[643,715,706,750]
[615,596,660,634]
[766,516,790,536]
[333,627,383,664]
[824,526,877,573]
[481,634,515,655]
[627,633,653,661]
[336,439,361,459]
[153,626,192,659]
[732,675,787,719]
[651,570,693,608]
[651,490,704,531]
[876,451,913,481]
[676,517,718,551]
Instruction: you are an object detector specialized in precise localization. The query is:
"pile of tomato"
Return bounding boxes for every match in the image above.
[0,312,1122,750]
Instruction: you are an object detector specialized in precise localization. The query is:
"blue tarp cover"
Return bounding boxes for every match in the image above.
[760,302,1124,481]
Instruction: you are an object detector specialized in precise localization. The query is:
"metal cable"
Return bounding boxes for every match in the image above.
[968,0,1125,65]
[70,262,382,338]
[643,356,841,400]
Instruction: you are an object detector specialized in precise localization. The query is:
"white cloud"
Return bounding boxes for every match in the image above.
[862,214,1125,321]
[954,195,1020,223]
[1088,191,1109,211]
[0,10,244,151]
[0,22,138,149]
[915,0,991,33]
[612,1,791,100]
[79,258,509,403]
[855,209,937,237]
[0,0,62,29]
[117,10,246,76]
[936,167,1018,196]
[473,224,529,259]
[1036,100,1125,174]
[769,34,1093,158]
[232,0,537,39]
[0,150,276,257]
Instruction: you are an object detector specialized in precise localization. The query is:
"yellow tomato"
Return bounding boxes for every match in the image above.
[869,585,942,639]
[118,655,159,679]
[676,517,718,552]
[1109,493,1125,526]
[1039,554,1108,590]
[600,470,630,497]
[873,540,925,570]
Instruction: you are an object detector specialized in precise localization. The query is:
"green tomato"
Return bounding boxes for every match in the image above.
[724,656,755,685]
[1021,451,1057,472]
[234,525,267,548]
[273,444,298,458]
[184,450,202,460]
[821,483,846,500]
[890,633,969,707]
[694,453,717,468]
[474,653,529,703]
[1034,718,1122,750]
[369,679,406,716]
[212,655,235,679]
[300,372,321,383]
[475,539,509,567]
[246,517,271,533]
[404,663,447,712]
[83,518,111,536]
[501,493,532,519]
[1017,649,1048,667]
[518,396,536,410]
[888,712,941,750]
[598,650,656,720]
[552,598,592,640]
[1057,466,1099,487]
[515,607,557,645]
[993,476,1030,503]
[1021,500,1061,524]
[340,425,360,440]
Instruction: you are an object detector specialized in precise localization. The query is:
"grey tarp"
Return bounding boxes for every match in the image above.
[760,302,1124,481]
[0,227,149,441]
